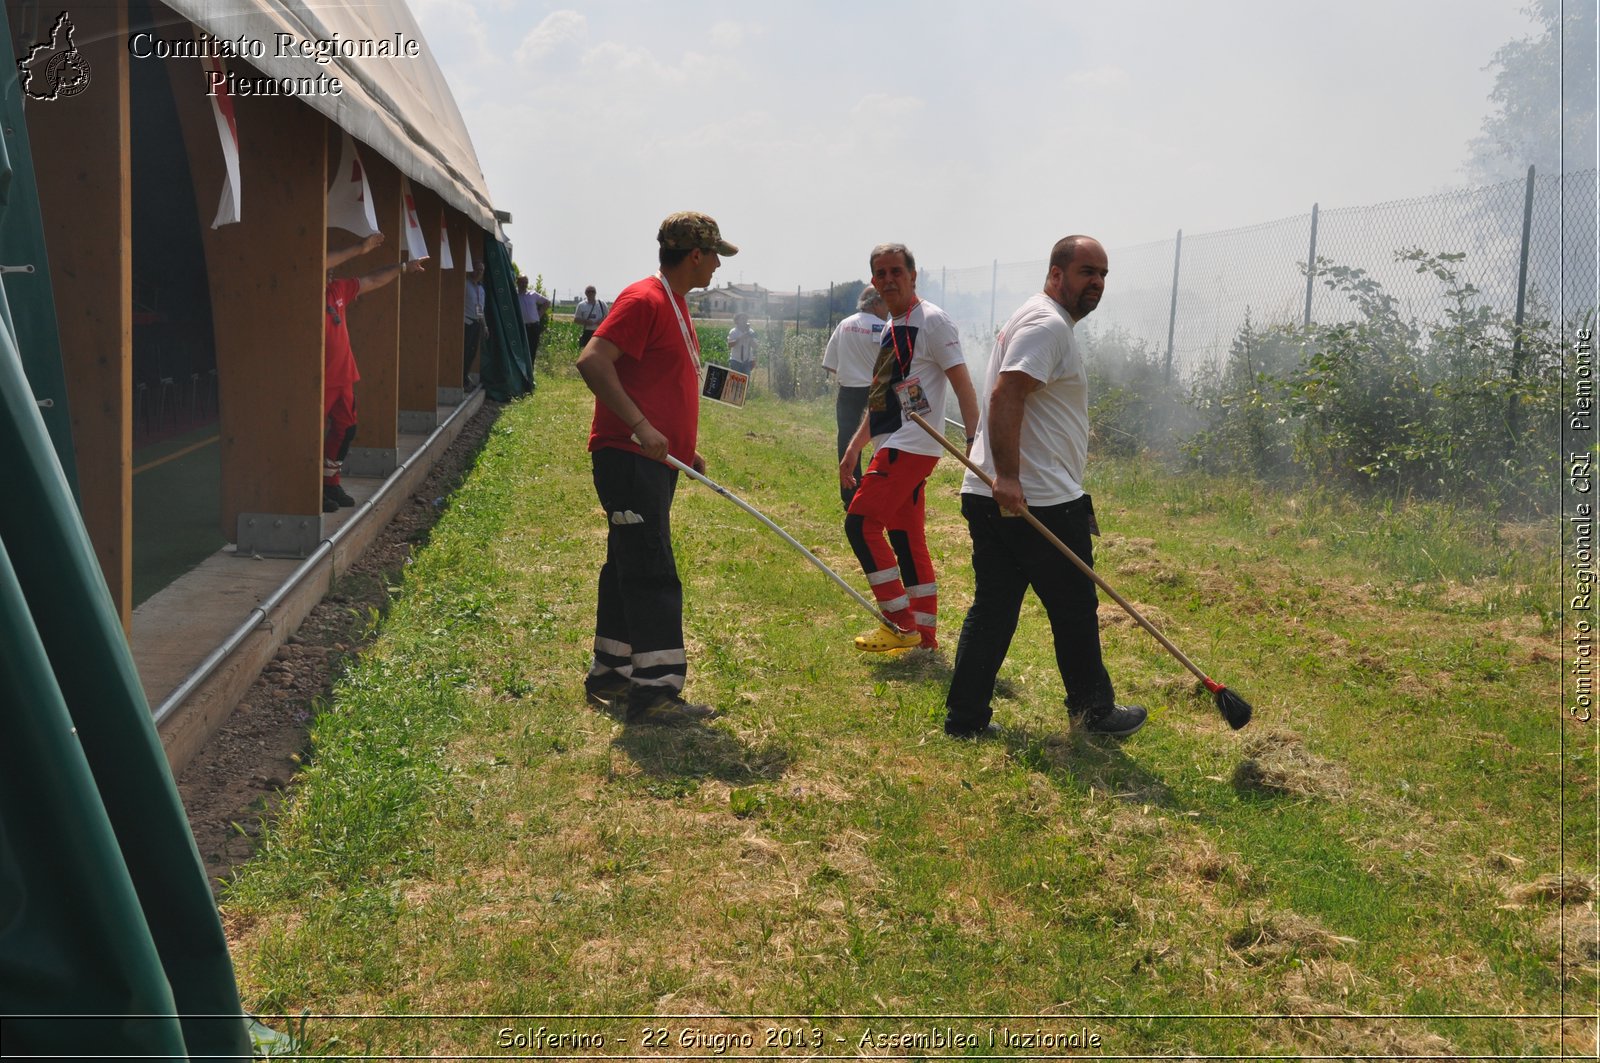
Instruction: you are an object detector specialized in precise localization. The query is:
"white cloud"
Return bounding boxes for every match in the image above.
[1067,65,1130,89]
[849,92,924,123]
[708,21,745,49]
[580,41,691,87]
[414,0,1544,300]
[408,0,496,71]
[514,10,587,64]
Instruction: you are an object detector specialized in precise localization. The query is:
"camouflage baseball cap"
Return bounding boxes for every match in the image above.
[657,211,739,255]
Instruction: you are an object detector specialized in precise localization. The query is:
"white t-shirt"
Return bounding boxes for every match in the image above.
[518,290,549,325]
[574,298,608,329]
[728,324,759,364]
[963,292,1089,506]
[823,311,887,387]
[865,299,965,458]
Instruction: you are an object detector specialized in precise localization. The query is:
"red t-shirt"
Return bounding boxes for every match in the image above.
[324,278,361,390]
[587,275,701,462]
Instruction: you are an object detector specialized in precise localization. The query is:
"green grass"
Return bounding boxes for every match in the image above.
[221,374,1594,1058]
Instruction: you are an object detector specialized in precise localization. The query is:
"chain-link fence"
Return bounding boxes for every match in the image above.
[782,168,1596,382]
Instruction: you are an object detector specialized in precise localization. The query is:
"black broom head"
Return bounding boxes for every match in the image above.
[1214,685,1253,730]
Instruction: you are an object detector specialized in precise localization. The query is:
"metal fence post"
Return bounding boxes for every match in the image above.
[1303,203,1320,328]
[827,281,834,332]
[1510,164,1536,443]
[989,259,998,337]
[1164,230,1182,384]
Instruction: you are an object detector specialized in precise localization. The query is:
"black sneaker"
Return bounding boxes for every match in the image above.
[322,495,340,513]
[625,690,719,725]
[583,674,630,709]
[1072,703,1148,738]
[945,721,1002,740]
[323,483,356,508]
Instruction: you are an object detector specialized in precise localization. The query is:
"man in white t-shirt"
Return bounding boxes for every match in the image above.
[516,274,552,382]
[574,285,608,347]
[727,313,759,375]
[943,235,1146,739]
[463,267,486,389]
[840,243,979,654]
[823,285,888,508]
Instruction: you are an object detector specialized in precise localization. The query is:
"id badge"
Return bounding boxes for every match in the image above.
[893,375,931,417]
[700,363,749,407]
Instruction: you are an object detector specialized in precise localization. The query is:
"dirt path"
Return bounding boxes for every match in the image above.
[176,399,502,893]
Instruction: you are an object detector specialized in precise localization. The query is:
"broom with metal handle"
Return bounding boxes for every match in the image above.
[907,411,1252,730]
[658,452,905,633]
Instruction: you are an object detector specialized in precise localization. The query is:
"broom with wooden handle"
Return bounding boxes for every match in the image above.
[659,452,905,634]
[907,411,1252,730]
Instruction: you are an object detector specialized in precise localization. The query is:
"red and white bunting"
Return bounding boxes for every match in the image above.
[197,35,240,228]
[461,238,474,274]
[400,176,429,260]
[326,132,379,237]
[437,223,455,270]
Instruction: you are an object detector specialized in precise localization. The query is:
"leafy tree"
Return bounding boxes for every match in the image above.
[1182,313,1301,480]
[1467,0,1597,181]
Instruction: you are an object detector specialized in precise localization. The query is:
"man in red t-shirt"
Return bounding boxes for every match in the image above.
[576,211,739,724]
[323,232,424,512]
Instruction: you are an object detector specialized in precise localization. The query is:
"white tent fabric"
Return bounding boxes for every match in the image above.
[162,0,497,231]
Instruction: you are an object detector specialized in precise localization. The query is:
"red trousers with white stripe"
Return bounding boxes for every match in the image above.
[845,448,940,648]
[323,385,358,486]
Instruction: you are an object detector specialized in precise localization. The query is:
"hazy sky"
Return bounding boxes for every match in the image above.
[410,0,1543,302]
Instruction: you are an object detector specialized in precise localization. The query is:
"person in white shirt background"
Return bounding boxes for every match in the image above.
[727,312,759,376]
[463,266,486,390]
[574,285,608,348]
[517,274,552,383]
[823,285,889,508]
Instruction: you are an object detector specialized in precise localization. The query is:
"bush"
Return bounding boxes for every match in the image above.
[1181,249,1567,516]
[1079,325,1196,458]
[1183,314,1305,481]
[768,328,833,400]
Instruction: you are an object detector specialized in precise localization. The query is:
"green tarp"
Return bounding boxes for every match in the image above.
[0,5,251,1056]
[0,4,75,498]
[480,236,533,401]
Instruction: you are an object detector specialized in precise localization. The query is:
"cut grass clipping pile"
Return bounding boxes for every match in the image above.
[223,376,1594,1058]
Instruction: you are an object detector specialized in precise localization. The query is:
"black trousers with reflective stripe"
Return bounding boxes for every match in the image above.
[591,447,687,694]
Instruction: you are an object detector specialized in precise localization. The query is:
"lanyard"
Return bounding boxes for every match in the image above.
[656,273,701,370]
[883,297,920,377]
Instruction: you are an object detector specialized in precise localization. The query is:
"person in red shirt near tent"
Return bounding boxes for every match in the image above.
[575,211,738,725]
[323,232,423,512]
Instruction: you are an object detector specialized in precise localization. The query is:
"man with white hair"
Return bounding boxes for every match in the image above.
[823,285,889,508]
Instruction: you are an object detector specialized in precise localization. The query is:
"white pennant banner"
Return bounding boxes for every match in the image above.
[198,37,240,228]
[326,132,379,237]
[400,176,429,260]
[437,223,455,270]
